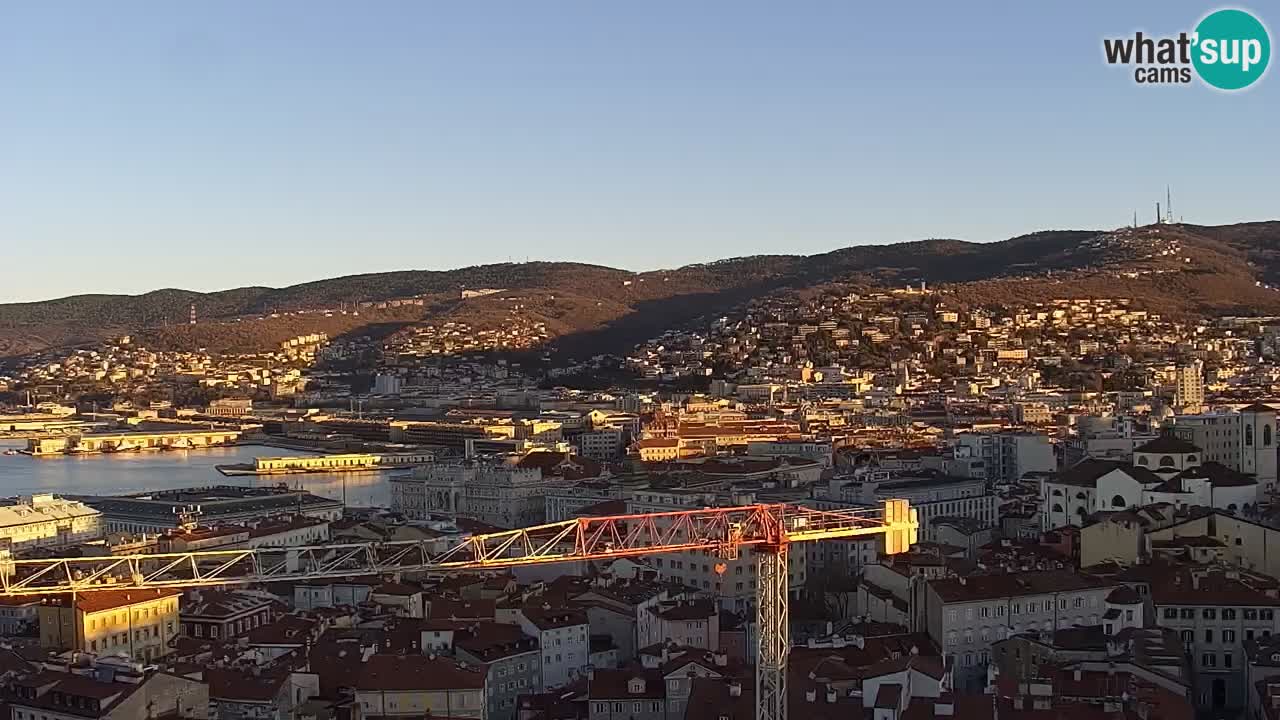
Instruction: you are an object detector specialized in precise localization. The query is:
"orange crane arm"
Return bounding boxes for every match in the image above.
[0,500,916,596]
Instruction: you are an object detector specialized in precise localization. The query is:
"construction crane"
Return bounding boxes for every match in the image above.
[0,500,917,720]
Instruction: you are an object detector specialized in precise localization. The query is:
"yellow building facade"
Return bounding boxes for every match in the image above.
[39,588,182,662]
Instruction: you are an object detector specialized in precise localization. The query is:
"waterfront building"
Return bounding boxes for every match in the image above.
[0,493,103,550]
[80,485,343,534]
[26,429,242,455]
[251,451,434,474]
[391,451,601,528]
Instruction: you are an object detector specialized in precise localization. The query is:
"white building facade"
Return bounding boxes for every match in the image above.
[0,494,102,550]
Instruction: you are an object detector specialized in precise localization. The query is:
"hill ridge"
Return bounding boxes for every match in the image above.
[2,220,1279,359]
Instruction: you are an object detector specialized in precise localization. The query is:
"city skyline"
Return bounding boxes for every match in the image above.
[2,1,1276,303]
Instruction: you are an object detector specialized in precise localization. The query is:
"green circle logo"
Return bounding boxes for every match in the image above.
[1192,9,1271,90]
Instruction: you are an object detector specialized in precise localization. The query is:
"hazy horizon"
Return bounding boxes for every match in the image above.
[7,216,1280,306]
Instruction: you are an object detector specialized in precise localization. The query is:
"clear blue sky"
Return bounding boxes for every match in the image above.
[2,1,1275,303]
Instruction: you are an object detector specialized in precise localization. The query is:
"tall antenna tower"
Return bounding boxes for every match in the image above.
[1133,210,1138,228]
[1166,186,1173,224]
[1156,202,1161,225]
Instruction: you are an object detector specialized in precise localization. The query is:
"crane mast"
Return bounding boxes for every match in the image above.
[0,499,918,720]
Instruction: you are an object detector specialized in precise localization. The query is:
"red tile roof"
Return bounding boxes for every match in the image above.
[521,604,588,630]
[42,588,182,614]
[588,669,666,700]
[356,654,485,692]
[930,570,1114,603]
[207,668,286,702]
[873,683,902,710]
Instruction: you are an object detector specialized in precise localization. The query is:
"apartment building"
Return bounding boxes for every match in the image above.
[179,589,274,641]
[39,589,182,662]
[1174,360,1206,411]
[637,600,719,652]
[826,472,997,544]
[0,597,40,637]
[354,654,487,719]
[455,624,541,720]
[924,570,1120,691]
[953,430,1055,483]
[1151,567,1280,712]
[744,439,834,468]
[626,489,806,612]
[588,670,667,720]
[577,427,625,461]
[574,580,689,663]
[517,605,590,691]
[6,660,208,720]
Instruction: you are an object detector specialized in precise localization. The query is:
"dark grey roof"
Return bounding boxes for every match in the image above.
[1134,435,1201,455]
[73,486,340,519]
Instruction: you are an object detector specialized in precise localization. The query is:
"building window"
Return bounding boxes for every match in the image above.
[1223,609,1236,620]
[1202,654,1216,668]
[1111,495,1126,508]
[1203,609,1216,620]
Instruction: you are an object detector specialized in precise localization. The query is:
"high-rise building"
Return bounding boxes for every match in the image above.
[1174,360,1206,412]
